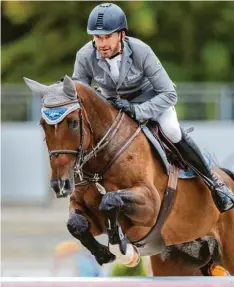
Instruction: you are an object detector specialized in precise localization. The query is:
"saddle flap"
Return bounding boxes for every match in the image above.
[147,122,187,169]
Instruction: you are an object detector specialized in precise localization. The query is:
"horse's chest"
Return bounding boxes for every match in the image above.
[83,186,102,210]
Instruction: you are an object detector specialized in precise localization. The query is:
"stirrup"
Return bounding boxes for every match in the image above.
[211,186,234,213]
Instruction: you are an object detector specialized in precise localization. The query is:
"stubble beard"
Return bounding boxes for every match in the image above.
[99,42,121,59]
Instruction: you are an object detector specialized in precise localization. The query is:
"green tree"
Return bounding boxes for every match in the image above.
[2,1,234,83]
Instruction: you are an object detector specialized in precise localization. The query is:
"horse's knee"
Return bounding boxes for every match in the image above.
[67,211,89,238]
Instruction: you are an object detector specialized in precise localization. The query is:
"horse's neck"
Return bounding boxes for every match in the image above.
[75,83,167,197]
[76,83,117,143]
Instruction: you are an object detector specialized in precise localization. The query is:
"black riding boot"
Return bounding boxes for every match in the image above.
[174,130,234,213]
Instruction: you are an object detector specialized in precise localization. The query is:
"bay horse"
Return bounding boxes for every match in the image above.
[24,75,234,276]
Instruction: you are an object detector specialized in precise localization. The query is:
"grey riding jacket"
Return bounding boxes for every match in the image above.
[72,36,177,121]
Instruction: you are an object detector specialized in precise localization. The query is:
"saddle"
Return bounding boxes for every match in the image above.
[147,121,191,170]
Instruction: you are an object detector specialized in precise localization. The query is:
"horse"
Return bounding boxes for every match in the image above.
[24,75,234,275]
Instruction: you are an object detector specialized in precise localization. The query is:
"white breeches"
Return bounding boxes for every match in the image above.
[156,106,182,143]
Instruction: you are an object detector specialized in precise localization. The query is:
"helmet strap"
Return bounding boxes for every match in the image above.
[108,32,124,59]
[120,31,124,51]
[92,40,97,49]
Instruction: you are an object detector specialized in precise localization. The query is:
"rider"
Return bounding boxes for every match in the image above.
[72,3,234,213]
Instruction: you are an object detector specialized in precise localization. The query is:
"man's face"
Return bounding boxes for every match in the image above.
[93,32,123,58]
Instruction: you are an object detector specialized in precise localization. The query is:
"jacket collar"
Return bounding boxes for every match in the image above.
[117,39,133,89]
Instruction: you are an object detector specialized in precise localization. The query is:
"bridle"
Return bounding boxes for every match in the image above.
[48,102,87,181]
[45,98,133,187]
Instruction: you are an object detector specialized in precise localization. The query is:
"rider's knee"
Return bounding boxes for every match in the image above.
[160,125,182,143]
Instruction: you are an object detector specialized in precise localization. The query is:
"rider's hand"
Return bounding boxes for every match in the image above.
[109,98,136,118]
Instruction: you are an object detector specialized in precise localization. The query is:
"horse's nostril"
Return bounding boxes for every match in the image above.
[50,178,72,195]
[64,179,71,190]
[50,179,60,193]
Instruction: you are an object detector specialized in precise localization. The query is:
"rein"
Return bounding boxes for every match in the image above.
[47,100,141,188]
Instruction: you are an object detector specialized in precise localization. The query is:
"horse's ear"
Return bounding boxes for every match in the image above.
[63,75,77,99]
[23,77,47,96]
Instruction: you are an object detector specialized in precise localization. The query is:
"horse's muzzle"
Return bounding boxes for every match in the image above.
[50,178,74,198]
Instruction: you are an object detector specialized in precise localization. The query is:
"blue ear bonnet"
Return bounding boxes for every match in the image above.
[43,107,67,121]
[41,103,80,125]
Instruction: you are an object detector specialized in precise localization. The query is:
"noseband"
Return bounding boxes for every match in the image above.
[49,150,78,157]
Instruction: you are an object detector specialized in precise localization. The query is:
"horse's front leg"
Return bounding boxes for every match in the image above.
[67,209,116,265]
[100,190,128,254]
[99,185,159,266]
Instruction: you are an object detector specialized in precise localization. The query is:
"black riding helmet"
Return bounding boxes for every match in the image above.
[87,3,128,35]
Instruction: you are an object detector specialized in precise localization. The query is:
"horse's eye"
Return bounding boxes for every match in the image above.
[68,119,79,130]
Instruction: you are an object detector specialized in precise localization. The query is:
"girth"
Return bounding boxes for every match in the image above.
[130,122,196,256]
[132,164,179,256]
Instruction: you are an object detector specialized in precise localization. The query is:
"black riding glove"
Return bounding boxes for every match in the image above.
[110,98,136,118]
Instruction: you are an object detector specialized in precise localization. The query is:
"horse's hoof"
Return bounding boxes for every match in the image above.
[94,245,116,265]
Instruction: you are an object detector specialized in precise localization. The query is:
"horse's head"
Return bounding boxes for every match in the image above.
[24,76,91,198]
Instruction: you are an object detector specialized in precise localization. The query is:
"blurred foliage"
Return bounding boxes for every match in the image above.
[111,257,147,276]
[2,1,234,83]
